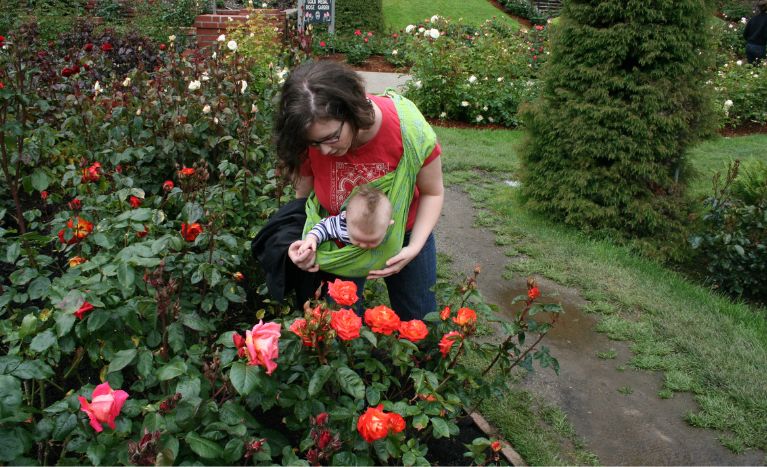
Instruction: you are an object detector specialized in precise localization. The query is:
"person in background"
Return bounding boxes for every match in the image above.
[744,0,767,64]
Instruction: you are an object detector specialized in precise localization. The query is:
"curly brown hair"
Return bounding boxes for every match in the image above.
[273,60,376,179]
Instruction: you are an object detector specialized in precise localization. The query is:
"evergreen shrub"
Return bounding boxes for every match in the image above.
[518,0,719,257]
[335,0,384,34]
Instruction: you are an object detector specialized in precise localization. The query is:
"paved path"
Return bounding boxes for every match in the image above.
[357,71,411,94]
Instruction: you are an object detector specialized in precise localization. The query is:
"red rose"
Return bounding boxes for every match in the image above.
[528,287,540,300]
[330,308,362,341]
[159,43,166,50]
[232,332,246,357]
[438,331,462,358]
[101,43,113,52]
[0,82,4,90]
[81,162,102,183]
[69,198,82,210]
[162,180,174,192]
[58,217,94,245]
[233,272,244,282]
[439,306,451,321]
[398,320,428,342]
[128,196,141,208]
[84,43,94,51]
[364,305,400,335]
[180,222,202,242]
[289,318,314,347]
[357,405,405,443]
[179,167,195,177]
[392,33,399,38]
[71,64,80,74]
[491,440,502,452]
[0,35,5,45]
[61,67,74,77]
[136,225,149,238]
[315,412,329,426]
[354,29,362,36]
[319,41,326,47]
[327,279,358,306]
[367,31,373,37]
[41,191,48,201]
[363,38,368,43]
[452,307,477,327]
[75,301,94,319]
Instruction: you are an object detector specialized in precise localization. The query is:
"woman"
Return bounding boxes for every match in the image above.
[273,60,444,320]
[744,0,767,64]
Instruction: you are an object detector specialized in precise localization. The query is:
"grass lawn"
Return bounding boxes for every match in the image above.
[382,0,521,32]
[435,126,767,460]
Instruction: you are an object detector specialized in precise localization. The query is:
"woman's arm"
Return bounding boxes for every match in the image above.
[367,157,444,279]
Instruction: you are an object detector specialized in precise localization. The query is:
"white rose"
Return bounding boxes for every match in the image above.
[723,99,733,109]
[168,35,176,42]
[188,80,201,91]
[251,103,258,113]
[741,17,747,24]
[201,72,210,81]
[736,60,743,66]
[488,117,494,123]
[202,104,211,114]
[122,77,131,87]
[497,76,504,82]
[431,15,440,23]
[217,34,226,42]
[214,117,219,124]
[476,115,484,122]
[418,27,425,34]
[240,80,248,94]
[262,2,268,7]
[439,111,447,118]
[212,52,217,59]
[136,108,142,116]
[483,106,488,111]
[413,80,422,89]
[227,40,238,51]
[405,24,415,33]
[428,28,440,39]
[93,81,102,94]
[468,75,477,84]
[392,49,398,55]
[461,101,469,107]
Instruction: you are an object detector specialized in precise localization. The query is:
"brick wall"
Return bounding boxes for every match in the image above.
[194,9,286,48]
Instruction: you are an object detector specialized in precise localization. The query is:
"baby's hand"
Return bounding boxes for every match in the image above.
[297,235,318,256]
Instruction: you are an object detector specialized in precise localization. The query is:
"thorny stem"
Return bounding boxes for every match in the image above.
[431,340,466,395]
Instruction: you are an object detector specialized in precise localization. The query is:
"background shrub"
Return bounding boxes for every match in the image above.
[335,0,384,34]
[517,0,719,259]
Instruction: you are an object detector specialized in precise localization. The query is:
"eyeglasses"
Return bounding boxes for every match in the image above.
[308,121,344,147]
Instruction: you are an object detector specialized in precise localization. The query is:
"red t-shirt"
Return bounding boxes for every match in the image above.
[299,94,441,230]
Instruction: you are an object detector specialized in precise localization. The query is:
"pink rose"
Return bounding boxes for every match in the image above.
[78,382,129,432]
[245,320,281,375]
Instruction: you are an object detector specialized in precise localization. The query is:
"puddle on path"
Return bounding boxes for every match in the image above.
[435,185,765,465]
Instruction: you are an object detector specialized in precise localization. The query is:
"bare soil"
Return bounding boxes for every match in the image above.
[434,185,766,465]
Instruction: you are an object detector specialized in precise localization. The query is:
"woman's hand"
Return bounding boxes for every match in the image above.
[367,245,418,279]
[288,240,319,272]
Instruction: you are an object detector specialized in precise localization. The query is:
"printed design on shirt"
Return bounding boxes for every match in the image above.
[330,162,389,212]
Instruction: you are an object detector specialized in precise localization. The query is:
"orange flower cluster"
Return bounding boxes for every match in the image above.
[81,161,102,183]
[58,217,94,245]
[327,279,358,306]
[290,305,333,347]
[356,404,406,443]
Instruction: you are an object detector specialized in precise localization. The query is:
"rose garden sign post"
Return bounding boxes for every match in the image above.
[298,0,335,33]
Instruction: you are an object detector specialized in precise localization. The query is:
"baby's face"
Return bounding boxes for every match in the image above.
[347,216,392,249]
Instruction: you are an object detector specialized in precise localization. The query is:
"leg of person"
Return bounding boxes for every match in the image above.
[384,232,437,320]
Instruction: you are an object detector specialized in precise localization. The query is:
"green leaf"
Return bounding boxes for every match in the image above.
[0,428,27,462]
[108,348,137,373]
[366,386,381,406]
[87,310,111,333]
[27,276,51,301]
[5,242,21,264]
[182,202,204,224]
[223,438,244,463]
[55,313,76,337]
[412,413,429,430]
[52,413,77,441]
[336,366,365,400]
[90,233,113,249]
[10,267,38,286]
[185,432,223,459]
[157,359,187,381]
[31,170,50,191]
[86,442,106,466]
[308,365,333,397]
[117,263,135,289]
[430,417,450,438]
[29,329,56,353]
[11,359,54,379]
[136,350,153,378]
[229,361,259,396]
[0,375,22,417]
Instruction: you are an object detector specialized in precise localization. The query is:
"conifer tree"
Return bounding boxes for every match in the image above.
[519,0,717,248]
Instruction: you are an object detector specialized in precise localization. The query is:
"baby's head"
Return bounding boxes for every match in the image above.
[345,185,393,249]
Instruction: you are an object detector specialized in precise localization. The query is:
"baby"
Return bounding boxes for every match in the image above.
[297,185,393,263]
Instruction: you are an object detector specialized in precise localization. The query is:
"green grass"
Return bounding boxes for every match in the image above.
[686,134,767,199]
[382,0,521,32]
[435,126,767,459]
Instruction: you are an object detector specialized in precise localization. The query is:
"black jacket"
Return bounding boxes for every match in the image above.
[251,198,320,305]
[744,12,767,46]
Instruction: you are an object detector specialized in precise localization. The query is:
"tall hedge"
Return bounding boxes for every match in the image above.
[518,0,718,252]
[335,0,384,33]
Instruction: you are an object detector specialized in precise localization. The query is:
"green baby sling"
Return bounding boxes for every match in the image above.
[302,90,437,278]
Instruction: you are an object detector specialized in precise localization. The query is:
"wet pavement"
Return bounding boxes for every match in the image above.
[434,185,765,465]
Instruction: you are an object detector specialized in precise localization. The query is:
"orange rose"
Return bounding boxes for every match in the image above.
[180,222,202,242]
[356,405,405,443]
[233,272,244,282]
[398,320,428,342]
[331,308,362,341]
[491,440,502,452]
[179,167,195,177]
[364,305,401,335]
[452,307,477,327]
[289,318,314,347]
[327,279,358,306]
[438,331,462,358]
[58,217,94,245]
[68,256,87,267]
[528,287,540,300]
[439,306,451,321]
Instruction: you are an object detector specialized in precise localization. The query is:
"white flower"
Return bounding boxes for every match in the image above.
[418,27,425,34]
[217,34,226,42]
[728,23,734,29]
[262,2,268,7]
[497,76,504,82]
[741,17,748,24]
[251,103,258,113]
[488,117,494,123]
[212,52,217,59]
[201,72,210,81]
[392,49,398,55]
[188,80,201,91]
[405,24,415,33]
[202,104,211,114]
[122,77,131,87]
[461,101,469,107]
[227,40,238,51]
[428,28,440,39]
[413,80,422,89]
[439,111,447,118]
[724,99,733,109]
[736,60,743,66]
[214,117,219,124]
[468,75,477,84]
[168,35,176,42]
[483,106,488,111]
[476,115,484,122]
[136,108,142,116]
[240,80,248,93]
[431,15,440,23]
[93,81,102,94]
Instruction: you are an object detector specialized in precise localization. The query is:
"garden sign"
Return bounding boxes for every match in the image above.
[298,0,335,33]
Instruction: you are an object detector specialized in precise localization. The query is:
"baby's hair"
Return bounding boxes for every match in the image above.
[347,185,391,233]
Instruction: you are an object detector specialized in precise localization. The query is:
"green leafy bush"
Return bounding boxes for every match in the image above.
[711,59,767,126]
[690,160,767,302]
[335,0,384,34]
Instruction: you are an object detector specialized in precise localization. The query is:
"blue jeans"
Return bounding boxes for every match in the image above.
[746,42,766,64]
[323,232,437,320]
